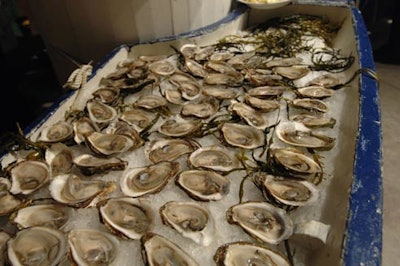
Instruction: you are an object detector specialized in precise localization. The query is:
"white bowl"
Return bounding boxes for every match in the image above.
[237,0,292,10]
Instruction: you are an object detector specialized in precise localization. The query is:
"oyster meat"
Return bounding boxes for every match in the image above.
[98,197,154,240]
[85,131,135,156]
[226,201,294,245]
[181,96,219,119]
[92,87,120,105]
[119,107,157,133]
[228,102,269,130]
[68,229,120,266]
[0,178,23,216]
[10,203,73,229]
[36,121,74,143]
[273,65,310,80]
[275,121,335,150]
[202,85,240,100]
[145,138,199,164]
[244,94,280,113]
[7,226,68,266]
[148,59,176,76]
[7,159,50,195]
[73,153,128,176]
[120,161,180,197]
[160,201,215,246]
[214,241,290,266]
[45,142,74,176]
[158,115,202,137]
[86,99,118,125]
[134,94,168,109]
[141,232,199,266]
[176,169,230,201]
[188,145,241,172]
[219,122,266,149]
[49,173,115,207]
[291,113,336,128]
[72,116,100,144]
[290,98,328,113]
[296,85,335,99]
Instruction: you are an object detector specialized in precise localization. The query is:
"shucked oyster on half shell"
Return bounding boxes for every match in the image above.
[6,159,51,195]
[290,113,336,128]
[141,232,199,266]
[219,122,266,149]
[252,172,319,206]
[0,177,24,216]
[49,173,115,208]
[214,241,290,266]
[269,147,322,181]
[45,142,74,176]
[86,99,118,126]
[72,116,100,144]
[158,115,203,137]
[228,102,269,130]
[36,120,74,143]
[7,226,68,266]
[0,231,10,266]
[73,153,128,176]
[160,201,215,246]
[85,131,135,156]
[181,96,219,119]
[68,229,120,266]
[98,197,154,240]
[275,121,335,150]
[188,145,242,173]
[176,169,230,201]
[226,201,294,245]
[10,203,73,230]
[145,138,199,164]
[120,161,180,197]
[119,107,157,133]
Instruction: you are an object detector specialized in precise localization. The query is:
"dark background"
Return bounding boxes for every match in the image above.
[0,0,399,148]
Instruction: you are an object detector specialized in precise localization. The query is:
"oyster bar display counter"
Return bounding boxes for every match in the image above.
[0,2,382,266]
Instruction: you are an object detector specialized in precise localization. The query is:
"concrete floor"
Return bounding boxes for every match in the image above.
[376,62,400,265]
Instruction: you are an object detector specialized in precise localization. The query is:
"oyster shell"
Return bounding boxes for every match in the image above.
[269,147,322,181]
[164,88,185,104]
[72,116,100,144]
[37,121,74,143]
[148,60,176,76]
[134,94,168,109]
[169,71,198,86]
[145,138,199,163]
[209,51,234,61]
[296,85,335,99]
[45,142,74,176]
[7,226,68,266]
[306,73,341,88]
[219,122,266,149]
[158,115,202,137]
[204,61,238,75]
[257,174,319,206]
[290,98,328,113]
[176,169,230,201]
[98,197,154,239]
[244,94,280,113]
[177,81,202,101]
[226,201,294,245]
[291,113,336,128]
[202,85,240,100]
[105,120,144,149]
[49,173,115,207]
[92,87,120,105]
[275,121,335,150]
[188,145,241,172]
[0,177,23,216]
[86,99,118,125]
[160,201,215,246]
[228,102,269,130]
[184,59,207,78]
[120,161,180,197]
[7,159,50,195]
[246,85,287,99]
[273,65,310,79]
[73,153,128,176]
[141,232,199,266]
[119,107,157,133]
[68,229,120,266]
[204,72,244,87]
[0,231,10,266]
[181,96,219,119]
[180,43,198,58]
[265,57,304,68]
[10,203,73,229]
[85,131,135,156]
[214,241,290,266]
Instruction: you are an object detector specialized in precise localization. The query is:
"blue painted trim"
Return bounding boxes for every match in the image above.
[342,7,383,266]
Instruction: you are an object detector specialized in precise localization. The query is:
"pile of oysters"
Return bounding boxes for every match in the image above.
[0,15,353,265]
